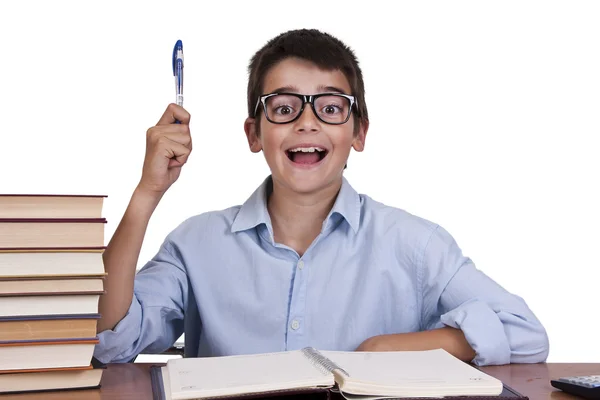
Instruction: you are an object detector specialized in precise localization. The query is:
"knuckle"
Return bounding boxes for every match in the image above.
[147,127,163,142]
[156,136,169,146]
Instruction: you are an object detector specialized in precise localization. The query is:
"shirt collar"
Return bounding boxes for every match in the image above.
[230,176,274,235]
[230,175,361,235]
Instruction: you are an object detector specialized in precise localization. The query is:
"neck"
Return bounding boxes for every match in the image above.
[267,177,342,256]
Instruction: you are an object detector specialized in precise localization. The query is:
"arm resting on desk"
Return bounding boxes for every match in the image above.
[419,225,549,366]
[356,326,476,362]
[94,239,187,363]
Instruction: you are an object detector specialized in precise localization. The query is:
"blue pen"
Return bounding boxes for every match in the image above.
[172,40,184,115]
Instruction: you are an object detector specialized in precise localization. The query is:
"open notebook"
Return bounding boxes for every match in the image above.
[150,348,526,400]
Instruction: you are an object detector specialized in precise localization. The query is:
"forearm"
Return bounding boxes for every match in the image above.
[357,327,476,362]
[97,187,162,333]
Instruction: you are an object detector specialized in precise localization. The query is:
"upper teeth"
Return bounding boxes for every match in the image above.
[289,147,324,152]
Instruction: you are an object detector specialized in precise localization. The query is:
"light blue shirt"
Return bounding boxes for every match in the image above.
[95,176,549,366]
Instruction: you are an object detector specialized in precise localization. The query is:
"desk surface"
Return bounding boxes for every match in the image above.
[1,363,598,400]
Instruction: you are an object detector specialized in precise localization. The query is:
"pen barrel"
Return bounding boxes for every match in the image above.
[173,42,184,107]
[174,75,183,107]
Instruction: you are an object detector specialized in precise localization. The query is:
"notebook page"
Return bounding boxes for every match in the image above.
[320,349,502,396]
[167,350,334,400]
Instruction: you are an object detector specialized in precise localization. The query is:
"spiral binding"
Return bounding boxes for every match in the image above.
[301,347,349,377]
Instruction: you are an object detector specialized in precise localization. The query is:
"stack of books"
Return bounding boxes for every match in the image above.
[0,194,107,394]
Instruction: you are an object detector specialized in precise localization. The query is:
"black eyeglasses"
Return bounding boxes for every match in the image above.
[254,92,357,125]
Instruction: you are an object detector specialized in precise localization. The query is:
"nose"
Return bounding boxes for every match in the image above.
[295,103,320,133]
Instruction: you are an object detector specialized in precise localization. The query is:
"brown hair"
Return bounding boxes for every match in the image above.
[247,29,369,134]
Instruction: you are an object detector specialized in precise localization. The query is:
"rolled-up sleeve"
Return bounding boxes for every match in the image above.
[419,225,549,366]
[94,239,188,363]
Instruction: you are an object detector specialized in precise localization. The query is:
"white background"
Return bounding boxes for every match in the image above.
[0,1,598,363]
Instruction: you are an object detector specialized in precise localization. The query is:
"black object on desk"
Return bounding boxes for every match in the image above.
[551,375,600,399]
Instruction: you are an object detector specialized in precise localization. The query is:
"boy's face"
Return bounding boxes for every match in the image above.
[244,57,368,195]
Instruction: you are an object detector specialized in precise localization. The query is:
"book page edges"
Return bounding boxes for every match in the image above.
[0,365,93,374]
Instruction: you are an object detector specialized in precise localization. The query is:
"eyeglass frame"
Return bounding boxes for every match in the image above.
[253,92,358,125]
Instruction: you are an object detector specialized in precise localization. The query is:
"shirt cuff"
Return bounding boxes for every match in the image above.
[440,299,511,366]
[94,298,142,364]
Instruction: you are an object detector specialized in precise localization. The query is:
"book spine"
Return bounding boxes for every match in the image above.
[301,347,349,377]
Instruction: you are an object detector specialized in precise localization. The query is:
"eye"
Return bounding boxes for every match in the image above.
[275,105,294,115]
[321,104,343,114]
[315,95,348,117]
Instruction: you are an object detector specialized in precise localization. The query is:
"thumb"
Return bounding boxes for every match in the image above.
[157,103,191,126]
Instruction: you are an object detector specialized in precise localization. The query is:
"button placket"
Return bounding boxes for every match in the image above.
[286,257,308,349]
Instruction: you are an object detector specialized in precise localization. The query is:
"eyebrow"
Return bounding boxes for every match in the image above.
[268,85,349,94]
[317,85,348,94]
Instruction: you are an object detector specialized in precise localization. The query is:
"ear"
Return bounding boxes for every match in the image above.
[244,117,262,153]
[352,119,369,152]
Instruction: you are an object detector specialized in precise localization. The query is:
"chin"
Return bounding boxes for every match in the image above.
[278,170,342,195]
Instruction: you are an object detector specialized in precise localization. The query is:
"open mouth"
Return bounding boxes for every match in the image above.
[286,147,329,165]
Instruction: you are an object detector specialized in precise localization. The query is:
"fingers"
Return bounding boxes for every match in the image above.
[146,124,192,150]
[147,135,191,167]
[162,139,191,168]
[156,103,191,126]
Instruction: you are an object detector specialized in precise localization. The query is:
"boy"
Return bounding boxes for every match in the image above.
[94,29,549,366]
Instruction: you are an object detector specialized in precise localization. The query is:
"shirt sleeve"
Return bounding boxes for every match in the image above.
[93,239,188,363]
[419,225,549,366]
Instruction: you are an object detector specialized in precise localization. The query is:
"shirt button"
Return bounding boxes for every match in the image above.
[291,320,300,330]
[297,260,304,270]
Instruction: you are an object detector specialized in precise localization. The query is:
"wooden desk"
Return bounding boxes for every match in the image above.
[1,363,598,400]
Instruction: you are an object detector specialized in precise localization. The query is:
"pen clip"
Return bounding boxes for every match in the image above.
[172,40,181,77]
